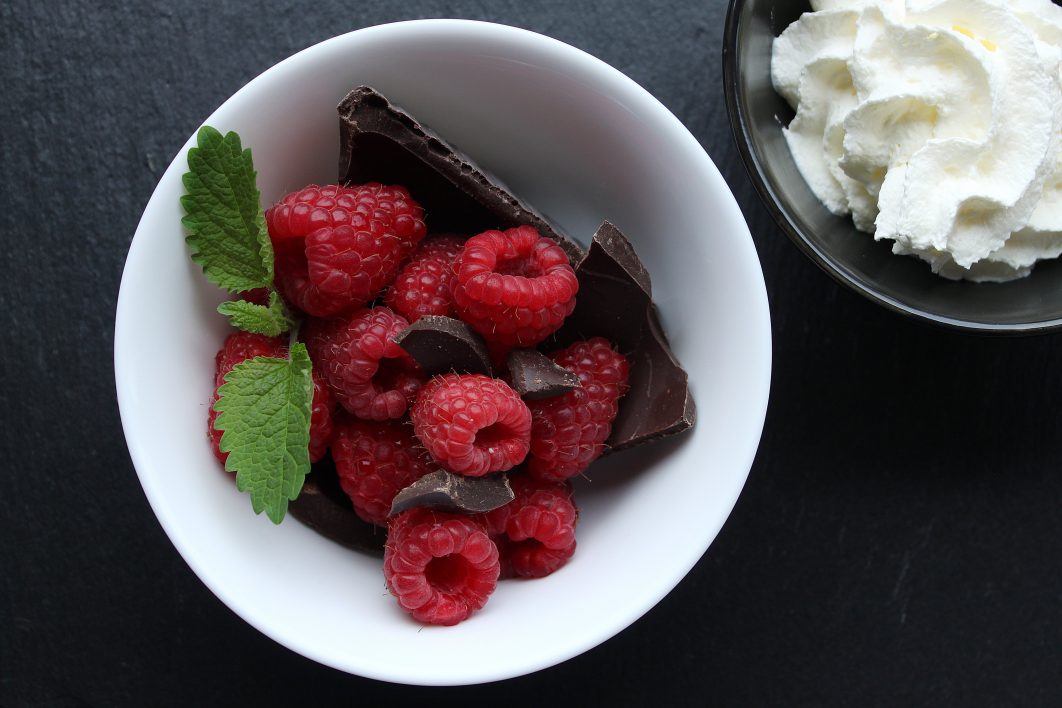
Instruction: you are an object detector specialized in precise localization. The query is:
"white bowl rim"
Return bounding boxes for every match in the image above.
[114,18,772,685]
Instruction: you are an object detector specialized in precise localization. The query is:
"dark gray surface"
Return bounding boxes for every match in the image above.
[1,1,1060,705]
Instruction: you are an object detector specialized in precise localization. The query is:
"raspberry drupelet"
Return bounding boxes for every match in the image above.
[411,373,532,477]
[527,337,630,483]
[266,183,427,317]
[451,226,578,352]
[208,331,334,465]
[304,306,424,421]
[384,509,501,625]
[481,474,578,579]
[384,234,465,322]
[331,416,434,526]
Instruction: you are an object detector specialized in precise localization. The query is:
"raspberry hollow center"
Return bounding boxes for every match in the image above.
[494,254,540,278]
[424,554,471,594]
[475,422,516,451]
[372,356,408,392]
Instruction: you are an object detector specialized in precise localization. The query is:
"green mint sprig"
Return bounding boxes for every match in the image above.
[213,344,314,524]
[181,125,311,524]
[216,291,295,337]
[181,126,274,294]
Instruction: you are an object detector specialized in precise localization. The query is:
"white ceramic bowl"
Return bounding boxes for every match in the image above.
[115,19,771,685]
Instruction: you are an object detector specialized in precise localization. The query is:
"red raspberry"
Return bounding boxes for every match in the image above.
[411,374,532,477]
[213,332,284,385]
[304,306,424,420]
[384,234,465,322]
[266,183,427,317]
[527,338,630,482]
[331,417,434,526]
[482,475,578,579]
[306,374,335,463]
[451,226,578,351]
[208,331,335,464]
[384,509,500,626]
[238,288,270,306]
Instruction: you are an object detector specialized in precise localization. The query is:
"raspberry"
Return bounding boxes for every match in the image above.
[238,288,270,306]
[527,338,630,482]
[214,332,285,385]
[451,226,578,351]
[411,374,532,477]
[304,306,424,420]
[384,234,465,322]
[384,509,500,625]
[207,331,334,464]
[307,374,335,463]
[266,184,427,317]
[482,475,578,579]
[331,417,434,526]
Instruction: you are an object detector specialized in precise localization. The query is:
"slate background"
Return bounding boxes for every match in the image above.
[3,0,1060,705]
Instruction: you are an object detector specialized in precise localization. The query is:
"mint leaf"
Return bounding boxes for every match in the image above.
[213,343,313,524]
[181,126,274,293]
[217,291,293,336]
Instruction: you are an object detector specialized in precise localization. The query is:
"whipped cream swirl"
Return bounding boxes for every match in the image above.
[772,0,1062,281]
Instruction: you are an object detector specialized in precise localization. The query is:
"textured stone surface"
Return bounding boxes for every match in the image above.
[3,0,1062,705]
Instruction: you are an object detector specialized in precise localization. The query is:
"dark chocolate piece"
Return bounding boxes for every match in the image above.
[507,349,580,399]
[389,470,514,517]
[554,221,695,451]
[393,316,492,376]
[289,471,384,556]
[337,86,584,263]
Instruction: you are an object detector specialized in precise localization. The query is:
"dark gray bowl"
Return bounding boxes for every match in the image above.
[723,0,1062,334]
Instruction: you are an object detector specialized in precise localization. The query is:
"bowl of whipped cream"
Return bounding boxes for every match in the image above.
[724,0,1062,332]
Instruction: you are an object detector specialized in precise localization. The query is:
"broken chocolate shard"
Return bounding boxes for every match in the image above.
[337,86,584,263]
[554,221,695,451]
[393,316,492,376]
[507,349,581,399]
[614,306,696,448]
[389,470,514,517]
[289,470,384,556]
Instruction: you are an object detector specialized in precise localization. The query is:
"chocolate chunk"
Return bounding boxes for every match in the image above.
[389,470,514,517]
[337,86,584,263]
[554,221,695,451]
[289,469,383,556]
[507,349,580,399]
[393,316,492,376]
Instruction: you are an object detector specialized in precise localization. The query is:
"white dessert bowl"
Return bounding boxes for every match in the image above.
[115,19,771,685]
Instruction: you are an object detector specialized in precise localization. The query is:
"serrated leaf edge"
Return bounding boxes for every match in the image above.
[216,293,292,336]
[181,126,273,294]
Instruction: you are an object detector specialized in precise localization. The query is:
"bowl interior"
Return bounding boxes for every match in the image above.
[116,20,770,685]
[727,0,1062,332]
